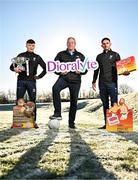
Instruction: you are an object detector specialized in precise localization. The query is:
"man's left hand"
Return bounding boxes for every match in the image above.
[76,70,81,74]
[122,71,130,76]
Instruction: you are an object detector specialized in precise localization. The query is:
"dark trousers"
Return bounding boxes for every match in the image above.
[99,82,118,125]
[52,77,81,126]
[16,79,37,121]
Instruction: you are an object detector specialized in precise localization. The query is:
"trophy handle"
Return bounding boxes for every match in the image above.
[11,58,16,68]
[26,58,30,76]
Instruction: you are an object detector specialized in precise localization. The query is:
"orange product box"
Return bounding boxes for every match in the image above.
[106,98,133,132]
[116,56,136,75]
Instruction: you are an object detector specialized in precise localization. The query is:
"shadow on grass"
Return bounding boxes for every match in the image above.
[64,101,88,112]
[36,103,52,109]
[77,101,88,110]
[1,129,59,179]
[0,103,52,111]
[0,104,14,111]
[62,129,117,179]
[1,129,117,179]
[86,103,102,112]
[115,131,138,145]
[0,128,29,142]
[27,129,116,179]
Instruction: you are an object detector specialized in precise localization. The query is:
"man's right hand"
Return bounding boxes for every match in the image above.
[92,83,96,91]
[14,67,22,73]
[122,71,130,76]
[60,71,68,75]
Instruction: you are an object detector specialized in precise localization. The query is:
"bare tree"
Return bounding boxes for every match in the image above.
[119,84,134,94]
[7,89,16,100]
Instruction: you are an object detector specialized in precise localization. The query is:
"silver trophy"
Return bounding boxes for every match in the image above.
[11,57,30,76]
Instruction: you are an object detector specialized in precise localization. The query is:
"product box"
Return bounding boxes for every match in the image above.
[11,99,35,128]
[116,56,136,75]
[106,98,133,132]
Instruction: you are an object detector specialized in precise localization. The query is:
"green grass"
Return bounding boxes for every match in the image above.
[0,93,138,179]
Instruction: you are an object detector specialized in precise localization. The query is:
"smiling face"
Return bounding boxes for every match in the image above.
[119,98,125,105]
[26,43,35,52]
[17,98,25,107]
[101,39,111,51]
[67,37,76,51]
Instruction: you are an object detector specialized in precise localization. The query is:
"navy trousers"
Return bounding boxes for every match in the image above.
[99,82,118,125]
[52,77,81,126]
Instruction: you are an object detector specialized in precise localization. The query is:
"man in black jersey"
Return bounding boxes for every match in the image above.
[10,39,46,128]
[92,37,129,129]
[92,38,120,129]
[49,37,87,129]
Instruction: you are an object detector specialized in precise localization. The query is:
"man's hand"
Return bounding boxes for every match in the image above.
[34,75,40,80]
[76,70,81,74]
[92,83,96,91]
[122,71,130,76]
[14,67,22,73]
[60,71,68,75]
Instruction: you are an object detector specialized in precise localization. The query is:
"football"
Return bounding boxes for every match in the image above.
[48,119,60,129]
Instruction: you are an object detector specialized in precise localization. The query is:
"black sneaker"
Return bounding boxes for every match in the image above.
[69,125,76,129]
[49,115,62,120]
[98,125,106,129]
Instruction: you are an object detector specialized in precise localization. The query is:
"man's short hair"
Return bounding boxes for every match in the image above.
[67,37,76,44]
[26,39,35,44]
[101,37,111,43]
